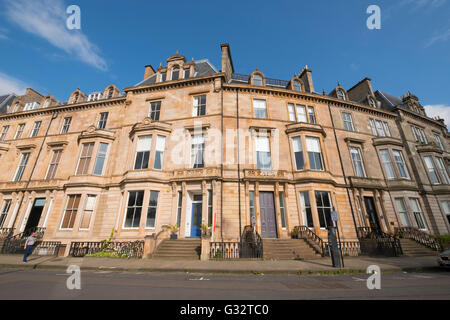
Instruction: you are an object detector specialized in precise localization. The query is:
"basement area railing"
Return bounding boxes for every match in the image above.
[358,227,403,257]
[69,241,144,258]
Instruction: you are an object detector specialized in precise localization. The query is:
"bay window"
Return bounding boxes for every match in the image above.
[134,135,152,170]
[124,191,144,229]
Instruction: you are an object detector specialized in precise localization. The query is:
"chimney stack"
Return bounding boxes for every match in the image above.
[144,65,155,80]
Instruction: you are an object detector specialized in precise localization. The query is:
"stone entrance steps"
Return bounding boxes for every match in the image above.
[152,239,201,260]
[262,239,320,260]
[399,239,438,257]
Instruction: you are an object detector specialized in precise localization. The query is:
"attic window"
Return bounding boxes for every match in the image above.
[184,69,190,79]
[160,72,167,82]
[72,92,79,104]
[369,98,376,108]
[337,89,345,100]
[172,66,180,81]
[293,80,302,92]
[253,74,263,86]
[43,98,50,108]
[107,87,113,99]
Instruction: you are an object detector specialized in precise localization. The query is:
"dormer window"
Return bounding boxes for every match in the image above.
[88,92,102,102]
[337,89,345,100]
[253,74,263,86]
[106,87,113,99]
[160,72,167,82]
[24,102,40,111]
[171,66,180,81]
[12,103,19,113]
[369,97,376,108]
[43,98,50,108]
[293,80,302,92]
[184,69,190,79]
[72,92,79,104]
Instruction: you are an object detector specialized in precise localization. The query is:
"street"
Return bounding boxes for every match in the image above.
[0,268,449,300]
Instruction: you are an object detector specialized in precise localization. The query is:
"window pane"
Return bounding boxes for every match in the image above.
[296,105,307,122]
[306,137,323,171]
[93,143,108,175]
[380,149,395,179]
[315,191,332,228]
[146,191,159,228]
[253,100,267,119]
[300,191,314,228]
[424,156,440,184]
[279,192,286,228]
[392,150,409,179]
[288,104,296,121]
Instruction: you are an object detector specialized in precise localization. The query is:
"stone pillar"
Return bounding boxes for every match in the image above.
[200,234,211,261]
[143,234,156,259]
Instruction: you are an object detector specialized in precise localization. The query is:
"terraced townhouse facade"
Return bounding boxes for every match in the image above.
[0,44,448,256]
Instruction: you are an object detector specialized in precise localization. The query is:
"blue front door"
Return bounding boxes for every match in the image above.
[191,203,202,237]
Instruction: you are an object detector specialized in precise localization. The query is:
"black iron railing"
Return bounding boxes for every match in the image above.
[358,227,403,256]
[2,240,60,255]
[1,227,46,254]
[295,226,327,257]
[0,228,15,238]
[69,241,144,258]
[240,225,263,259]
[396,227,442,251]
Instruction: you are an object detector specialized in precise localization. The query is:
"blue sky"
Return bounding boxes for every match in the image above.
[0,0,449,123]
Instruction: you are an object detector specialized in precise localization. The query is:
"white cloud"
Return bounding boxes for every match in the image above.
[5,0,107,71]
[0,72,28,95]
[425,28,450,47]
[424,104,450,127]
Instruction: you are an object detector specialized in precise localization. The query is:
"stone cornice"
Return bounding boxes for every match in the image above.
[372,137,404,147]
[416,143,443,154]
[129,118,172,137]
[286,123,326,136]
[16,143,37,150]
[78,126,115,143]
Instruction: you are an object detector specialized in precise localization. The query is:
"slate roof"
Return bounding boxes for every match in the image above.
[375,90,404,112]
[135,59,219,87]
[0,94,16,115]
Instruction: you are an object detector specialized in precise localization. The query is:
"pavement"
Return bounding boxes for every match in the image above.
[0,254,444,275]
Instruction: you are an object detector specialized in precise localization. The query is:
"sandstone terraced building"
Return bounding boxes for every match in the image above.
[0,44,449,258]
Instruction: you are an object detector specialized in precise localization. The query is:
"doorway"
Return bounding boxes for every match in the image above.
[190,195,202,237]
[24,198,45,235]
[259,192,277,238]
[363,197,381,232]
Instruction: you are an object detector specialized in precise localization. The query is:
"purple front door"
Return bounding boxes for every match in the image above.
[259,192,277,238]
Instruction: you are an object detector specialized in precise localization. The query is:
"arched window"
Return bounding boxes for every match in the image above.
[337,89,345,100]
[293,80,302,92]
[252,74,263,86]
[171,66,180,81]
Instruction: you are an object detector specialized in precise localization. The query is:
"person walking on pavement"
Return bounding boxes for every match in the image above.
[23,232,37,263]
